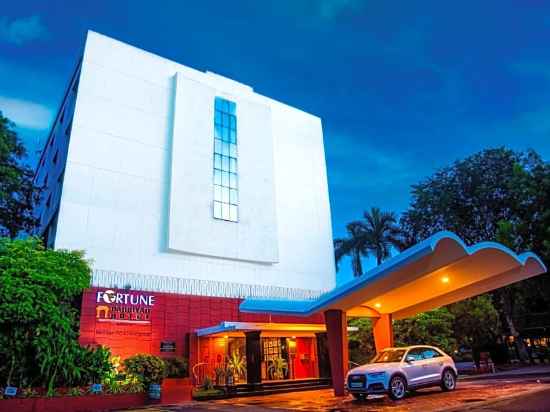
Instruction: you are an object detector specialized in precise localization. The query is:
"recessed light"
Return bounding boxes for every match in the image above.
[441,276,450,283]
[374,302,382,308]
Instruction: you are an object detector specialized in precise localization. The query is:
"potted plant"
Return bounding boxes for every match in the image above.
[267,357,288,380]
[226,351,246,384]
[123,354,167,400]
[214,367,225,386]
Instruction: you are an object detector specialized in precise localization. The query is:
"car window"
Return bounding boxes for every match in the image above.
[371,349,406,363]
[422,348,442,359]
[406,348,424,361]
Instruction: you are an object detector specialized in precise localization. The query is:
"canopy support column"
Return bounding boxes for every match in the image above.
[324,309,348,396]
[373,313,393,352]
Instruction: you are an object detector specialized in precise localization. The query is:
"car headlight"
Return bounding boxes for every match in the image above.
[367,372,385,379]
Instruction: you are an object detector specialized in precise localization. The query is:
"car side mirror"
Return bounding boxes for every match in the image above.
[405,355,415,363]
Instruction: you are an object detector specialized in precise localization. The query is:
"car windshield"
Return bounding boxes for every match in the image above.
[371,349,406,363]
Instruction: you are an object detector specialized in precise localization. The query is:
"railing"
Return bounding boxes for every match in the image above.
[192,362,209,387]
[91,269,326,300]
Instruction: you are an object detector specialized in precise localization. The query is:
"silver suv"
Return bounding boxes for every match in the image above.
[346,345,458,401]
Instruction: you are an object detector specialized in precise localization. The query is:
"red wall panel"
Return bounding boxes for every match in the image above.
[79,287,324,363]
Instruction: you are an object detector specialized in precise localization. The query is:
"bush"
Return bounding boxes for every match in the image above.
[123,354,167,386]
[0,237,91,394]
[164,357,188,378]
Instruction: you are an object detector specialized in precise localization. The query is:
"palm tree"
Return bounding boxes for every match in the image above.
[362,207,402,265]
[334,221,371,277]
[334,207,403,276]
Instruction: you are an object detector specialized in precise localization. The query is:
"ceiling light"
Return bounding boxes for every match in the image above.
[441,276,450,284]
[374,302,381,308]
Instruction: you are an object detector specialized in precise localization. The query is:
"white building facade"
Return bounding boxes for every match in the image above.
[35,31,335,296]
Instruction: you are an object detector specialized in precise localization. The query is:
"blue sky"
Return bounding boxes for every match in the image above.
[2,1,550,281]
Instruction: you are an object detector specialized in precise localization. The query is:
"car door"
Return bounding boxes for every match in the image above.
[402,348,428,386]
[421,347,445,383]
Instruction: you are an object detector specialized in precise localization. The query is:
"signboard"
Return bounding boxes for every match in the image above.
[160,341,176,352]
[4,386,17,396]
[95,289,155,323]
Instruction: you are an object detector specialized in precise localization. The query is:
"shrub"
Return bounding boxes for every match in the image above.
[123,354,167,386]
[164,357,188,378]
[0,237,91,394]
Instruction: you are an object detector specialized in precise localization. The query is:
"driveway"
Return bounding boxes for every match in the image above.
[119,375,550,412]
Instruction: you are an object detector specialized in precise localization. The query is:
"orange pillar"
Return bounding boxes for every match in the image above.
[373,314,394,352]
[324,309,348,396]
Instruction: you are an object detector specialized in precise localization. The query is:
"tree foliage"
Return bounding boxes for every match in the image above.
[0,237,110,393]
[335,207,402,276]
[399,147,550,359]
[0,112,41,238]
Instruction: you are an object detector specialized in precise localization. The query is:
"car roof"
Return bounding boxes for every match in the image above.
[381,345,442,351]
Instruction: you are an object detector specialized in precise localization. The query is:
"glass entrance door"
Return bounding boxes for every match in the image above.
[261,337,290,380]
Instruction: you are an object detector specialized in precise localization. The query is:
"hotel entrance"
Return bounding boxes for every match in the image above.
[195,322,330,387]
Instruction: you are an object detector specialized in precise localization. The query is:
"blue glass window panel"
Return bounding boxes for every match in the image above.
[229,173,237,189]
[222,113,229,127]
[222,127,229,141]
[214,185,222,202]
[214,139,222,154]
[215,98,223,111]
[230,189,238,204]
[229,205,238,221]
[214,169,222,185]
[213,201,222,219]
[214,154,222,170]
[222,142,230,156]
[228,101,236,115]
[222,203,230,220]
[230,116,236,130]
[229,157,237,173]
[215,110,222,125]
[229,143,237,158]
[222,171,230,187]
[215,125,222,139]
[221,186,230,203]
[229,129,236,143]
[221,156,230,171]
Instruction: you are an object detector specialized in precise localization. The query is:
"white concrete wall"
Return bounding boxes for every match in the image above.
[54,31,335,292]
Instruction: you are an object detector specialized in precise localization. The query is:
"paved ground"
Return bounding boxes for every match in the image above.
[120,375,550,412]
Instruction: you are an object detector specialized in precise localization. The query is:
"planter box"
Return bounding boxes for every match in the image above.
[0,393,147,412]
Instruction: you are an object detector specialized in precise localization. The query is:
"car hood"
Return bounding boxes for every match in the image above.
[349,362,400,374]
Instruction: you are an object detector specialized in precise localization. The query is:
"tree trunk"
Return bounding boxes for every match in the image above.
[500,291,529,362]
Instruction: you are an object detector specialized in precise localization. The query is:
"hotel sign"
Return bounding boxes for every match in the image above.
[95,289,155,323]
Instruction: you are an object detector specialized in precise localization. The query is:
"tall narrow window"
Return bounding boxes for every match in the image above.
[213,97,238,222]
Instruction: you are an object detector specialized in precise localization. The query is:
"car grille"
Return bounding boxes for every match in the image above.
[347,374,366,389]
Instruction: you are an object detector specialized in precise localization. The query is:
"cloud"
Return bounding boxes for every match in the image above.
[0,96,53,130]
[0,15,49,45]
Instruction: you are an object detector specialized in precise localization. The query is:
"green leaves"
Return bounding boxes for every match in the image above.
[123,354,167,386]
[0,111,41,238]
[0,237,95,391]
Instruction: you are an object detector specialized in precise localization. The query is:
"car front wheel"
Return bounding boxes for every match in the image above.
[441,369,456,391]
[388,375,407,400]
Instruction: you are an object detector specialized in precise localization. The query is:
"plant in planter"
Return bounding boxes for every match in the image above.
[267,357,288,380]
[226,351,246,383]
[164,357,188,378]
[123,354,166,400]
[214,367,225,386]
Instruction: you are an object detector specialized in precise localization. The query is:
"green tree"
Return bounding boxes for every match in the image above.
[0,237,103,393]
[399,148,550,361]
[335,207,402,276]
[447,295,499,351]
[348,318,375,364]
[0,112,41,238]
[393,308,456,355]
